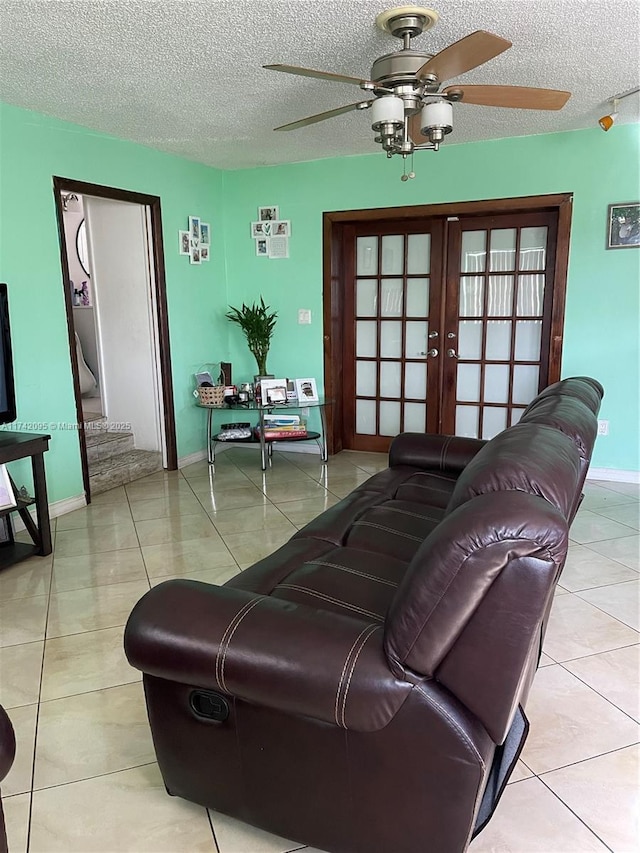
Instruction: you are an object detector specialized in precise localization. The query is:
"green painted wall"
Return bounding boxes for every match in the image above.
[0,103,226,501]
[222,124,640,471]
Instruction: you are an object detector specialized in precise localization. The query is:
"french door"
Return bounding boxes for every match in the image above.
[332,200,569,453]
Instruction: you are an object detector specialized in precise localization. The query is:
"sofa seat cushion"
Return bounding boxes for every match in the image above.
[345,500,443,562]
[269,546,407,622]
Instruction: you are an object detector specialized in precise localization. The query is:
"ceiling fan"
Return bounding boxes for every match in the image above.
[264,5,571,178]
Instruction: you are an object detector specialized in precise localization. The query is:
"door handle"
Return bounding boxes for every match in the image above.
[428,330,439,339]
[427,348,439,357]
[447,348,458,358]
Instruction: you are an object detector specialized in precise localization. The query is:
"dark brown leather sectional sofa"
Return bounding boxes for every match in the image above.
[125,376,603,853]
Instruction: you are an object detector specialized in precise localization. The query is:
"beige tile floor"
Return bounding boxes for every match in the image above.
[1,449,638,853]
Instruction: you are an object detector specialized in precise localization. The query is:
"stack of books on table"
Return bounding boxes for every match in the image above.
[259,414,307,440]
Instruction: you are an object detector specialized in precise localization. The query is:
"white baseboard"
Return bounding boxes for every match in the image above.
[178,449,208,468]
[11,493,87,533]
[587,468,640,484]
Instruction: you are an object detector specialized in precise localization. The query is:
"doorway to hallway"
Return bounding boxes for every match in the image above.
[54,177,177,501]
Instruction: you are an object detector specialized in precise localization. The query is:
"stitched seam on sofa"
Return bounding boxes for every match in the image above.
[219,597,265,694]
[275,584,385,621]
[305,559,398,587]
[378,505,442,524]
[439,435,454,471]
[215,597,263,693]
[352,521,423,542]
[402,479,453,492]
[340,624,382,728]
[215,597,260,691]
[415,685,486,771]
[334,624,379,727]
[401,538,558,663]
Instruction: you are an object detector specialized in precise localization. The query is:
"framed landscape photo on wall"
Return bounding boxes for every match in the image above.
[606,202,640,249]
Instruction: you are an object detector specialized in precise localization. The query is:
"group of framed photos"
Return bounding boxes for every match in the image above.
[179,215,211,264]
[259,377,319,405]
[251,206,290,258]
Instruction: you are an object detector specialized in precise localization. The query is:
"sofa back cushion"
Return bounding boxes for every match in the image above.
[384,491,568,740]
[446,423,582,520]
[524,376,604,416]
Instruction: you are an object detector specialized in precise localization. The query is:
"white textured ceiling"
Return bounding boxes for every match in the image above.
[1,1,639,169]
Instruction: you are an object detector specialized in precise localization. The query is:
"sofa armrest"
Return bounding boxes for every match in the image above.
[125,580,411,732]
[0,706,15,785]
[389,433,486,473]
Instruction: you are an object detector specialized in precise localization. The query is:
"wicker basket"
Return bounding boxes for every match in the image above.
[197,385,225,406]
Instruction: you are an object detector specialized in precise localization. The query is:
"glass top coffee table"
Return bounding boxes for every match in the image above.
[197,399,331,470]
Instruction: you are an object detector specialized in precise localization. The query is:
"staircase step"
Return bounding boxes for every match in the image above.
[89,448,163,495]
[86,430,135,464]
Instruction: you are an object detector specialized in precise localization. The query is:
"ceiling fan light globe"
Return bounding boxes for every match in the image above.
[371,95,405,130]
[421,101,453,138]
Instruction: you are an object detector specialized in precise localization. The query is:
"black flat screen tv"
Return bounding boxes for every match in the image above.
[0,284,17,425]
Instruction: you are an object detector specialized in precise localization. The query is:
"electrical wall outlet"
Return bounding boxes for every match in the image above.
[597,419,609,436]
[298,309,311,324]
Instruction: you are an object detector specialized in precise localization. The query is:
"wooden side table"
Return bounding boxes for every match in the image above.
[0,432,52,569]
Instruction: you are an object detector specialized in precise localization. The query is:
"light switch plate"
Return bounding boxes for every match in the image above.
[298,309,311,325]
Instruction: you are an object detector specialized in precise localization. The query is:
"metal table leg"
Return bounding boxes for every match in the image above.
[207,407,214,465]
[319,404,328,462]
[258,408,267,471]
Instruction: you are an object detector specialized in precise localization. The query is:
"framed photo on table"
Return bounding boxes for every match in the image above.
[295,377,319,404]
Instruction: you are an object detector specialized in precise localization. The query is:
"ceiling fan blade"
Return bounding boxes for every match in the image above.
[274,101,373,132]
[418,31,512,82]
[445,84,571,110]
[264,64,370,87]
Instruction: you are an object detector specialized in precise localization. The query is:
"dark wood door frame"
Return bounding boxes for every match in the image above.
[53,176,178,502]
[323,193,573,455]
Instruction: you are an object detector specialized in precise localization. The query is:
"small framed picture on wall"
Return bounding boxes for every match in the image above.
[179,230,190,255]
[606,202,640,249]
[189,215,201,244]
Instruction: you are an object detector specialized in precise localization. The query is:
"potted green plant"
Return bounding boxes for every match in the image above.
[225,297,278,378]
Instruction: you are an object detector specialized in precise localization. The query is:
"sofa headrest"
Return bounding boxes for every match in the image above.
[446,423,582,519]
[518,395,598,461]
[384,491,568,677]
[524,377,604,416]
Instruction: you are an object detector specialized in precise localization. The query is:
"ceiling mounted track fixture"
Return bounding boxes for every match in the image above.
[264,5,571,180]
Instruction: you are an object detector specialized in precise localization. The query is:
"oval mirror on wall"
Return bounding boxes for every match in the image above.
[76,219,90,276]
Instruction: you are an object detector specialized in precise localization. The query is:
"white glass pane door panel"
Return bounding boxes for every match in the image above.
[356,399,376,435]
[489,229,517,271]
[381,279,403,317]
[485,321,512,361]
[356,279,377,317]
[457,363,481,402]
[487,276,514,316]
[456,405,479,438]
[515,320,542,360]
[484,364,510,403]
[517,275,545,316]
[380,321,402,358]
[407,234,431,274]
[461,231,486,272]
[512,364,540,404]
[380,361,401,398]
[406,278,429,317]
[510,408,525,426]
[458,320,483,359]
[379,401,401,436]
[404,362,427,399]
[482,407,508,439]
[356,360,377,397]
[356,236,378,275]
[520,227,547,270]
[356,321,377,358]
[405,322,428,359]
[459,277,484,317]
[381,235,404,275]
[404,402,426,432]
